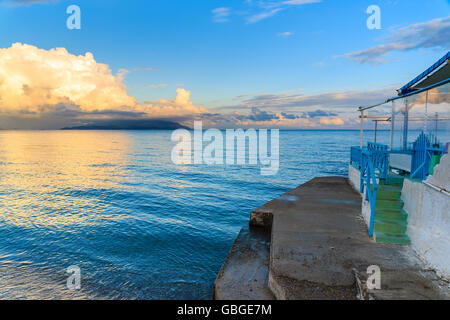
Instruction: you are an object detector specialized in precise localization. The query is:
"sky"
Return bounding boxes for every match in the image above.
[0,0,449,129]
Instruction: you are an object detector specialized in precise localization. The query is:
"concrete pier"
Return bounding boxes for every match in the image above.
[215,177,449,300]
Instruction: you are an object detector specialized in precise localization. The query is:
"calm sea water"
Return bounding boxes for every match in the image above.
[0,130,391,299]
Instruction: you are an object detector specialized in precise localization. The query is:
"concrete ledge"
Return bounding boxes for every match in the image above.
[214,227,274,300]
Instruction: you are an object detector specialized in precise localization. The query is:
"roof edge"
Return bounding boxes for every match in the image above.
[398,51,450,96]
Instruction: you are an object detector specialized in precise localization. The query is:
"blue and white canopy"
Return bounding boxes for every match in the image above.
[398,51,450,96]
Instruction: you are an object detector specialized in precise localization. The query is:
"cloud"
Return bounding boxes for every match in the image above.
[344,17,450,65]
[148,84,167,89]
[303,109,338,118]
[212,7,231,23]
[245,0,321,24]
[239,107,282,122]
[247,8,283,24]
[277,31,294,37]
[197,87,400,129]
[194,107,345,129]
[229,87,396,110]
[235,107,337,121]
[140,88,208,118]
[133,67,161,71]
[0,43,136,113]
[319,117,344,126]
[0,0,57,6]
[0,43,206,123]
[133,67,161,72]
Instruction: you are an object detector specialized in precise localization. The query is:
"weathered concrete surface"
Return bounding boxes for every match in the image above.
[253,177,448,300]
[357,270,450,300]
[214,227,274,300]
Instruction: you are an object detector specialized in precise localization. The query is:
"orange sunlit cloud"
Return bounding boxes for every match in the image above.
[0,43,206,118]
[0,43,136,112]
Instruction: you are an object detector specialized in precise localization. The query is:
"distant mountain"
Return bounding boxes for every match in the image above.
[61,119,189,130]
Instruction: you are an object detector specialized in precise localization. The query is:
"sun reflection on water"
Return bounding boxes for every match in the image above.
[0,131,132,228]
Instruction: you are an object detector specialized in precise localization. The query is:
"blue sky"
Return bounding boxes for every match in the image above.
[0,0,449,129]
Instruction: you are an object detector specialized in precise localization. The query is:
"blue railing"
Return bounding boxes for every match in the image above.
[352,143,389,182]
[367,143,389,182]
[360,149,378,237]
[410,132,445,180]
[351,146,362,168]
[351,142,389,237]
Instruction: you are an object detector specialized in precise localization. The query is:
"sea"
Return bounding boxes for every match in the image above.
[0,129,430,299]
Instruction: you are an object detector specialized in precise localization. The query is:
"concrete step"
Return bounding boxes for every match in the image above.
[375,209,408,223]
[374,220,407,234]
[376,199,404,210]
[374,232,411,245]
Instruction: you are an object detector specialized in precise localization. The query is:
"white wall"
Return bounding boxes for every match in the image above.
[348,164,374,230]
[425,153,450,192]
[348,164,361,193]
[402,154,450,280]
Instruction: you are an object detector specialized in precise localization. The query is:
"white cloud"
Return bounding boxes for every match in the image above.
[212,7,231,23]
[141,88,208,117]
[344,17,450,65]
[133,67,161,72]
[0,43,136,113]
[245,0,321,24]
[0,43,206,120]
[247,8,283,24]
[228,87,396,110]
[0,0,57,6]
[148,84,167,89]
[277,31,294,37]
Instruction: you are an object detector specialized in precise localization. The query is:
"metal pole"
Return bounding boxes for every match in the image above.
[390,101,395,150]
[435,113,438,138]
[403,98,409,151]
[360,110,364,148]
[374,121,378,144]
[424,90,429,134]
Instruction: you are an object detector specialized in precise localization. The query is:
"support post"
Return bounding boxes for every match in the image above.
[424,90,428,134]
[390,101,395,150]
[360,109,364,148]
[402,99,409,151]
[374,121,378,144]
